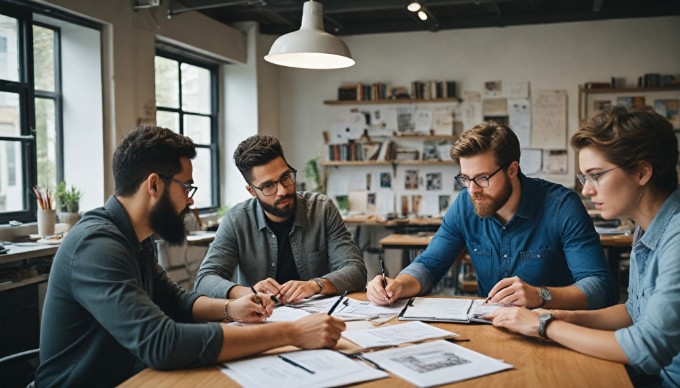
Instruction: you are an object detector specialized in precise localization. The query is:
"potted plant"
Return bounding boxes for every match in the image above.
[55,181,82,230]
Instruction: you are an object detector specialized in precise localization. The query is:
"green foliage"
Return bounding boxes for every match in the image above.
[55,181,82,213]
[304,157,324,193]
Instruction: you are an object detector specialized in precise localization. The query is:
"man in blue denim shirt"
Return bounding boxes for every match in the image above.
[368,121,615,310]
[196,135,366,304]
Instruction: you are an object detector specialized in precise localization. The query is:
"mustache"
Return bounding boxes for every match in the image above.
[471,193,492,200]
[275,194,295,206]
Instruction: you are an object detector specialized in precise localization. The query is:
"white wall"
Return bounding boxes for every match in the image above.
[275,16,680,183]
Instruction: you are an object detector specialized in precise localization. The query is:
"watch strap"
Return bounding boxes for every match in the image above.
[313,277,324,293]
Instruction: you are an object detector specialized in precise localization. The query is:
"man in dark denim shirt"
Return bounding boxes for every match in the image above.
[368,121,615,310]
[195,135,366,304]
[36,126,345,387]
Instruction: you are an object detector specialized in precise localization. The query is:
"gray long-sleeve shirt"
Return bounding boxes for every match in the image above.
[195,192,367,298]
[36,196,222,387]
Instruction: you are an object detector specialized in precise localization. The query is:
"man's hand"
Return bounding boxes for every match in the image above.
[253,278,283,297]
[486,276,542,307]
[484,306,541,337]
[367,275,402,305]
[289,313,346,349]
[228,293,274,323]
[278,280,320,304]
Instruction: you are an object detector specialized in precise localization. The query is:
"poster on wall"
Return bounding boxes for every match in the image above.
[532,90,567,148]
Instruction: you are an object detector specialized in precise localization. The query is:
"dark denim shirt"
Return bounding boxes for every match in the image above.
[36,196,222,387]
[401,173,616,309]
[195,192,367,298]
[615,188,680,387]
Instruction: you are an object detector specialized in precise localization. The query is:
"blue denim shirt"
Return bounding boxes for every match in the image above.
[615,188,680,387]
[401,173,616,309]
[195,192,367,298]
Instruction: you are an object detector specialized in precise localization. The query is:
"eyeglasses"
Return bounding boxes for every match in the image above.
[455,164,508,188]
[158,174,198,198]
[250,169,297,196]
[577,166,621,188]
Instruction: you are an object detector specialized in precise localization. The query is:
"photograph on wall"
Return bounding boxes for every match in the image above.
[617,96,646,108]
[543,149,568,174]
[396,106,416,133]
[654,99,680,128]
[422,140,439,161]
[367,193,376,213]
[366,173,372,190]
[380,172,392,188]
[404,170,419,190]
[484,81,502,97]
[426,173,442,191]
[439,195,451,215]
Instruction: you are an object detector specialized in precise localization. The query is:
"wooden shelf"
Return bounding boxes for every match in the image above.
[320,161,392,166]
[393,134,458,140]
[578,86,680,94]
[0,273,49,292]
[323,97,460,105]
[394,160,456,165]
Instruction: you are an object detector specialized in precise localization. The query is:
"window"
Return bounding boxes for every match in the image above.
[0,1,99,223]
[155,49,219,211]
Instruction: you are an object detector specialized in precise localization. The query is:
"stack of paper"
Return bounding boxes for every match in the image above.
[399,297,503,323]
[342,321,455,348]
[220,349,387,388]
[362,340,513,387]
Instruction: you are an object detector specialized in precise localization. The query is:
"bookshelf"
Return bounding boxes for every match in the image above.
[323,97,460,106]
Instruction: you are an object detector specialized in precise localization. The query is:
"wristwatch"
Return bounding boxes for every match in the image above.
[537,313,555,339]
[538,287,552,308]
[313,277,324,293]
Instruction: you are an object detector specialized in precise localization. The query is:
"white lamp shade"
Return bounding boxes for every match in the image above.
[265,1,354,69]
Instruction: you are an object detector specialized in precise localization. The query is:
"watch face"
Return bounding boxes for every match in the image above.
[540,287,552,302]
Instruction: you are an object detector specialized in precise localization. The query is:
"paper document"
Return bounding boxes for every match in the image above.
[267,306,312,322]
[362,340,513,387]
[342,321,455,348]
[399,297,503,323]
[221,349,388,388]
[291,296,407,321]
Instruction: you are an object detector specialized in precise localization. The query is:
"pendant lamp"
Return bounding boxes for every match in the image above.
[264,0,355,69]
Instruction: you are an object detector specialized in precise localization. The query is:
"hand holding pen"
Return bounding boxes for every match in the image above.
[379,256,391,307]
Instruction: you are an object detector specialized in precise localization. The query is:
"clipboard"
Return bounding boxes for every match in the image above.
[398,297,498,324]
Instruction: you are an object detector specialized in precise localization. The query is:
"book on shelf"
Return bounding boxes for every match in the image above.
[327,141,394,162]
[584,81,612,89]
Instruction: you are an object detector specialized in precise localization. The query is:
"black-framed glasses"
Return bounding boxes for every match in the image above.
[577,166,622,188]
[455,163,508,188]
[250,169,297,196]
[158,174,198,198]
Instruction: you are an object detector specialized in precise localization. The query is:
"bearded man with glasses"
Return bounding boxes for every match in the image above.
[368,121,616,311]
[195,135,366,304]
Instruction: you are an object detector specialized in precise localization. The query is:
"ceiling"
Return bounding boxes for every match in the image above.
[167,0,680,36]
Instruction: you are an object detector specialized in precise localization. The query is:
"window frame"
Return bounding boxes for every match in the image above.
[155,47,220,213]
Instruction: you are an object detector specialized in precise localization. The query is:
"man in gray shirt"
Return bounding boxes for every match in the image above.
[195,135,366,303]
[37,126,345,386]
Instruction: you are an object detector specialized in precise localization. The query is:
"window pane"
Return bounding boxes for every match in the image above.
[181,63,211,114]
[155,56,179,108]
[0,15,19,82]
[183,114,211,144]
[33,25,55,91]
[156,110,179,132]
[0,91,21,136]
[191,147,212,208]
[0,140,25,212]
[35,98,57,188]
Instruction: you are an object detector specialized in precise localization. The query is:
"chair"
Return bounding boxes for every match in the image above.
[0,348,39,388]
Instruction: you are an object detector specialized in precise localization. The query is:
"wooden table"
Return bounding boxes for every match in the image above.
[120,293,632,387]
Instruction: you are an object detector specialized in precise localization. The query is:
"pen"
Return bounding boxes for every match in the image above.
[278,355,315,374]
[250,286,263,307]
[378,256,391,307]
[328,290,348,315]
[482,295,492,305]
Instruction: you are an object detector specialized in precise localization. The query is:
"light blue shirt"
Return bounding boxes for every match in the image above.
[401,173,616,309]
[615,188,680,387]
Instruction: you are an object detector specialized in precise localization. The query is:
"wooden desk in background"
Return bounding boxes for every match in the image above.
[120,293,632,387]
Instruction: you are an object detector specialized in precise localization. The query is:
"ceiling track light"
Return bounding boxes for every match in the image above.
[417,10,428,21]
[264,0,355,70]
[407,1,422,13]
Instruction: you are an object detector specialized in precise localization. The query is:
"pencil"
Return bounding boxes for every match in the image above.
[327,290,348,316]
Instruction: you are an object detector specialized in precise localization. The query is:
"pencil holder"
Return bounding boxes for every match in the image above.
[37,209,57,238]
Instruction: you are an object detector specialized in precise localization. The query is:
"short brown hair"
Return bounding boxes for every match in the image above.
[233,135,288,183]
[571,105,678,194]
[450,121,520,167]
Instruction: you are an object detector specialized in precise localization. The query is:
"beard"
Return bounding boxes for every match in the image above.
[149,188,188,246]
[469,174,513,218]
[257,194,297,219]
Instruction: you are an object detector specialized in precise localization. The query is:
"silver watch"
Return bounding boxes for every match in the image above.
[313,277,324,292]
[537,313,555,339]
[538,287,552,308]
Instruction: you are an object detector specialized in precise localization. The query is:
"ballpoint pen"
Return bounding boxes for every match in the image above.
[379,256,391,307]
[250,286,263,307]
[278,355,315,374]
[328,290,348,316]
